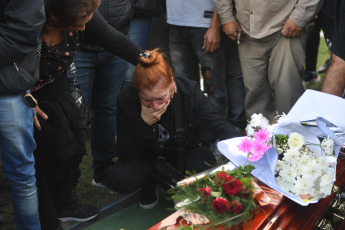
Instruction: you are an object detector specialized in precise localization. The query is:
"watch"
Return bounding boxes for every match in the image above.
[24,92,37,108]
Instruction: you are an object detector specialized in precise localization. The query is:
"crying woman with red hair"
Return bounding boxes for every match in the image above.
[107,49,241,209]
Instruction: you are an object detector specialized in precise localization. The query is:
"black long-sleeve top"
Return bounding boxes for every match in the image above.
[32,11,141,100]
[116,76,241,162]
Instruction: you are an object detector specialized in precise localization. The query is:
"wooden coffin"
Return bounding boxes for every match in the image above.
[150,155,345,230]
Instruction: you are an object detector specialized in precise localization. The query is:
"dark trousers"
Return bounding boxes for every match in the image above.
[108,146,217,193]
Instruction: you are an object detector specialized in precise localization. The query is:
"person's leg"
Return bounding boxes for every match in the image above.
[169,25,200,84]
[66,49,97,103]
[108,158,153,193]
[304,21,321,82]
[0,94,40,230]
[223,34,247,129]
[91,50,128,180]
[190,27,227,115]
[124,17,152,85]
[269,32,306,115]
[34,147,61,230]
[148,14,171,65]
[238,36,276,119]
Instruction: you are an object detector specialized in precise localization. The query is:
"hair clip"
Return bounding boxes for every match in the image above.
[140,52,151,58]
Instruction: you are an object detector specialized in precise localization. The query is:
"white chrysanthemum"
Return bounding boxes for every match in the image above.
[320,171,334,187]
[279,167,296,183]
[294,176,314,195]
[298,155,309,168]
[320,183,333,196]
[304,162,322,181]
[321,137,334,156]
[250,113,269,129]
[288,132,305,150]
[318,158,329,170]
[292,165,303,177]
[275,160,285,172]
[283,149,300,164]
[245,124,254,136]
[278,180,294,194]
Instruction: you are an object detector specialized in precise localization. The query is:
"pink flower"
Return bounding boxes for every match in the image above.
[237,138,253,153]
[248,153,263,162]
[254,129,270,143]
[252,140,271,156]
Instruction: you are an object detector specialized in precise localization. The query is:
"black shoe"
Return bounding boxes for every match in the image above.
[56,203,99,223]
[303,70,320,83]
[317,58,331,74]
[91,178,114,193]
[57,223,65,230]
[92,165,113,193]
[139,185,159,209]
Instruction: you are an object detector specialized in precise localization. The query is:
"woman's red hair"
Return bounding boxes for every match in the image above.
[133,49,174,93]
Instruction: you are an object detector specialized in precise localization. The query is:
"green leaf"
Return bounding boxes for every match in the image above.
[243,165,255,174]
[240,177,251,187]
[211,191,222,198]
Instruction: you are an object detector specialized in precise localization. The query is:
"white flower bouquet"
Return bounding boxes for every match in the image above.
[275,132,335,201]
[217,90,345,206]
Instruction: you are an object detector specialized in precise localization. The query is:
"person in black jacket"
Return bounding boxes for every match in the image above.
[107,49,240,209]
[0,0,45,229]
[32,0,141,229]
[66,0,134,189]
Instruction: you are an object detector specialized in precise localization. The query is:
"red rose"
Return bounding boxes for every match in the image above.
[240,186,250,198]
[213,171,228,186]
[229,200,243,214]
[222,177,243,195]
[198,187,212,201]
[212,198,229,213]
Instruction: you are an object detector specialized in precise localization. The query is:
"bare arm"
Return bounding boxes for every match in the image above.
[203,7,221,54]
[283,0,322,38]
[321,54,345,97]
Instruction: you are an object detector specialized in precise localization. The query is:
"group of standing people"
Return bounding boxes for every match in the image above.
[1,0,345,230]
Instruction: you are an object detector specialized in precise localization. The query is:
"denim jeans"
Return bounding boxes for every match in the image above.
[169,25,227,115]
[0,94,40,230]
[67,49,128,170]
[124,17,152,83]
[223,35,247,129]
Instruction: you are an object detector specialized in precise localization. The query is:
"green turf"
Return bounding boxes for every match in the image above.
[84,192,175,230]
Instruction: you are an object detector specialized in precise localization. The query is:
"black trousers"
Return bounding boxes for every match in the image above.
[108,146,217,193]
[33,93,87,230]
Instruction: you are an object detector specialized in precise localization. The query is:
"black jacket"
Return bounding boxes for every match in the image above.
[0,0,45,94]
[80,0,133,51]
[116,76,240,162]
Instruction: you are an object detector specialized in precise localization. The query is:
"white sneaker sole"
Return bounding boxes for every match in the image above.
[139,189,159,209]
[58,213,98,223]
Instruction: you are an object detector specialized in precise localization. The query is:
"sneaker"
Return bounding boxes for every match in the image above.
[139,186,159,209]
[92,178,114,194]
[92,165,114,193]
[56,203,99,223]
[317,58,331,74]
[303,70,320,83]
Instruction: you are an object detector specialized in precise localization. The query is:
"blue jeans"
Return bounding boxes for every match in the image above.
[67,49,128,170]
[0,94,40,230]
[169,25,227,115]
[223,35,247,129]
[124,17,152,83]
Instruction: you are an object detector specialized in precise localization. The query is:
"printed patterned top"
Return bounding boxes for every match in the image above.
[31,31,79,93]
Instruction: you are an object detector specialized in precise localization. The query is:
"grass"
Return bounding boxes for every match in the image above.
[0,36,331,230]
